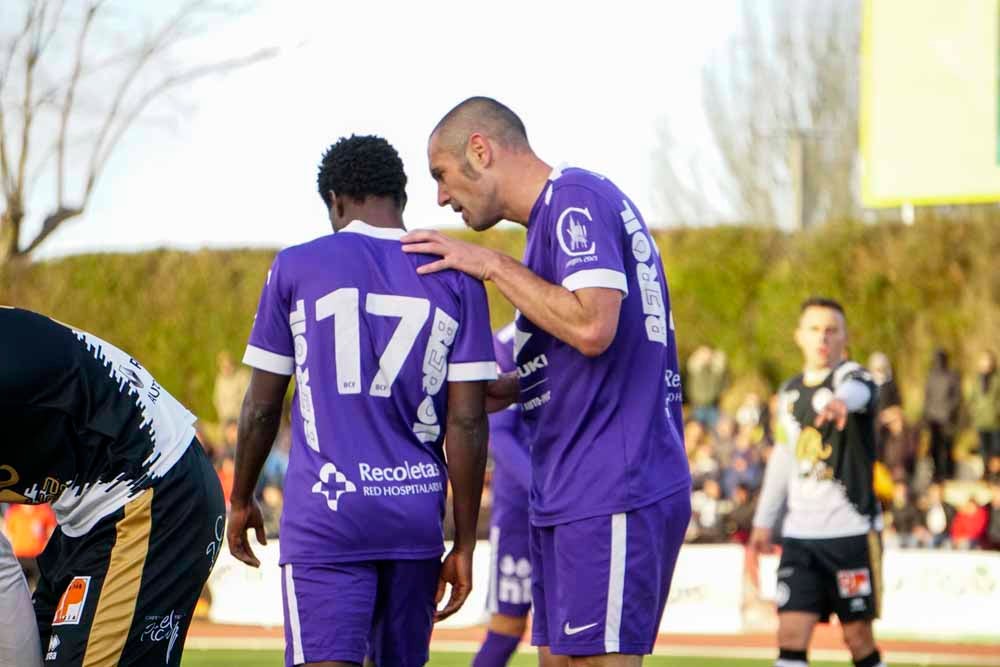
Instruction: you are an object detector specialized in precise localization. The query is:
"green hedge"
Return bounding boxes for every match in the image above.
[3,218,997,421]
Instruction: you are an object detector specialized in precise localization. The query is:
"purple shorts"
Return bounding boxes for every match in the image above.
[281,558,441,667]
[530,490,690,656]
[486,495,532,618]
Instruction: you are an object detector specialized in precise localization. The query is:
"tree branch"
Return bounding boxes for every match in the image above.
[21,205,83,255]
[57,1,101,206]
[85,47,275,203]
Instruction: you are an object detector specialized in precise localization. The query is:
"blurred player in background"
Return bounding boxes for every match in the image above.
[228,135,496,667]
[0,530,42,666]
[751,297,886,667]
[473,322,533,667]
[403,97,691,667]
[0,306,225,667]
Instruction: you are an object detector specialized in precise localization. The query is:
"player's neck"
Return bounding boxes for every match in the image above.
[334,199,405,232]
[802,363,834,386]
[501,154,552,226]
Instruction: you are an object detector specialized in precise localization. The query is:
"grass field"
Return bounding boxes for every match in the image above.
[180,650,980,667]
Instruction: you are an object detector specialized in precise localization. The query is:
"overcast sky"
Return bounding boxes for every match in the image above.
[26,1,740,259]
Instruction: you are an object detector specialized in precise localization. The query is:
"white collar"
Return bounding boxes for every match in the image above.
[339,220,407,240]
[549,162,569,181]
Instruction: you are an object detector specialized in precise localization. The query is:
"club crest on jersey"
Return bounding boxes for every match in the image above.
[795,427,834,479]
[837,568,872,598]
[53,576,91,626]
[556,206,596,257]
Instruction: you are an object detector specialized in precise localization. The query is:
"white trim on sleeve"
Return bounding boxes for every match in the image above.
[562,269,629,296]
[447,361,499,382]
[243,345,294,375]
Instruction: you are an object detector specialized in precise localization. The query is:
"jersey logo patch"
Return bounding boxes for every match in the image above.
[836,568,872,598]
[53,576,92,626]
[556,206,596,257]
[312,463,356,512]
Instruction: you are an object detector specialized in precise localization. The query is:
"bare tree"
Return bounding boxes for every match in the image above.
[655,0,861,228]
[0,0,275,265]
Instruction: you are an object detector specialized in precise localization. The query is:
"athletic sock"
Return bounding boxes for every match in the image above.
[775,648,808,667]
[854,649,886,667]
[472,631,521,667]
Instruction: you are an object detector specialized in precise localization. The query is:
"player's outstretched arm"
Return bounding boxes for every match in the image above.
[227,368,289,568]
[436,380,489,621]
[400,231,622,357]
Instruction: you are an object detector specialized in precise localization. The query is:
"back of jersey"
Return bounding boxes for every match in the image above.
[243,221,495,565]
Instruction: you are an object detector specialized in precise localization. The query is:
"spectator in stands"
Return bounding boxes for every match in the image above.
[686,345,728,428]
[714,414,737,466]
[916,482,955,548]
[213,350,250,425]
[723,483,756,544]
[969,350,1000,480]
[888,481,924,549]
[721,427,763,498]
[869,352,903,458]
[1,503,57,589]
[924,348,961,481]
[259,484,283,540]
[950,495,989,549]
[256,422,290,496]
[221,418,239,458]
[690,478,728,543]
[880,407,919,483]
[690,441,721,490]
[986,481,1000,550]
[684,419,709,461]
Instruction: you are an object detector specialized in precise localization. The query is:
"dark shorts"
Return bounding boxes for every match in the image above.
[776,531,883,623]
[34,441,225,666]
[281,558,441,667]
[530,490,690,656]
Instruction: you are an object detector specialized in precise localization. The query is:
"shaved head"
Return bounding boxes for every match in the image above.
[431,96,530,156]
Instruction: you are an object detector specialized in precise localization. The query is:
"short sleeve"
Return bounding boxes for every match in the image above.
[547,185,628,296]
[243,254,295,376]
[447,275,498,382]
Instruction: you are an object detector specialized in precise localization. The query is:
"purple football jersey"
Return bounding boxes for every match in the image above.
[515,166,690,526]
[488,323,531,507]
[243,220,496,564]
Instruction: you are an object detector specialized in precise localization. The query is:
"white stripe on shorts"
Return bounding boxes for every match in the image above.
[604,513,627,653]
[284,564,305,665]
[487,525,500,614]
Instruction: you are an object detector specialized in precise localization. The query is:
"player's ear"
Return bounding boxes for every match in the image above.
[467,132,492,169]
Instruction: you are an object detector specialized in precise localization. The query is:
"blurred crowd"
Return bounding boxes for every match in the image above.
[4,344,1000,582]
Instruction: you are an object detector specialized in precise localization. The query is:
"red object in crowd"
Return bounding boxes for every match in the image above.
[950,504,988,545]
[3,504,58,557]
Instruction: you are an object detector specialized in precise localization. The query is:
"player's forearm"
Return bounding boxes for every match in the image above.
[231,395,282,507]
[486,372,519,413]
[485,253,614,357]
[445,412,489,551]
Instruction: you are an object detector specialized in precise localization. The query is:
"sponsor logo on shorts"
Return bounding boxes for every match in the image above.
[53,576,91,626]
[837,568,872,598]
[775,581,791,607]
[563,621,599,636]
[497,555,532,605]
[205,514,225,564]
[140,610,183,663]
[45,634,60,661]
[850,598,867,612]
